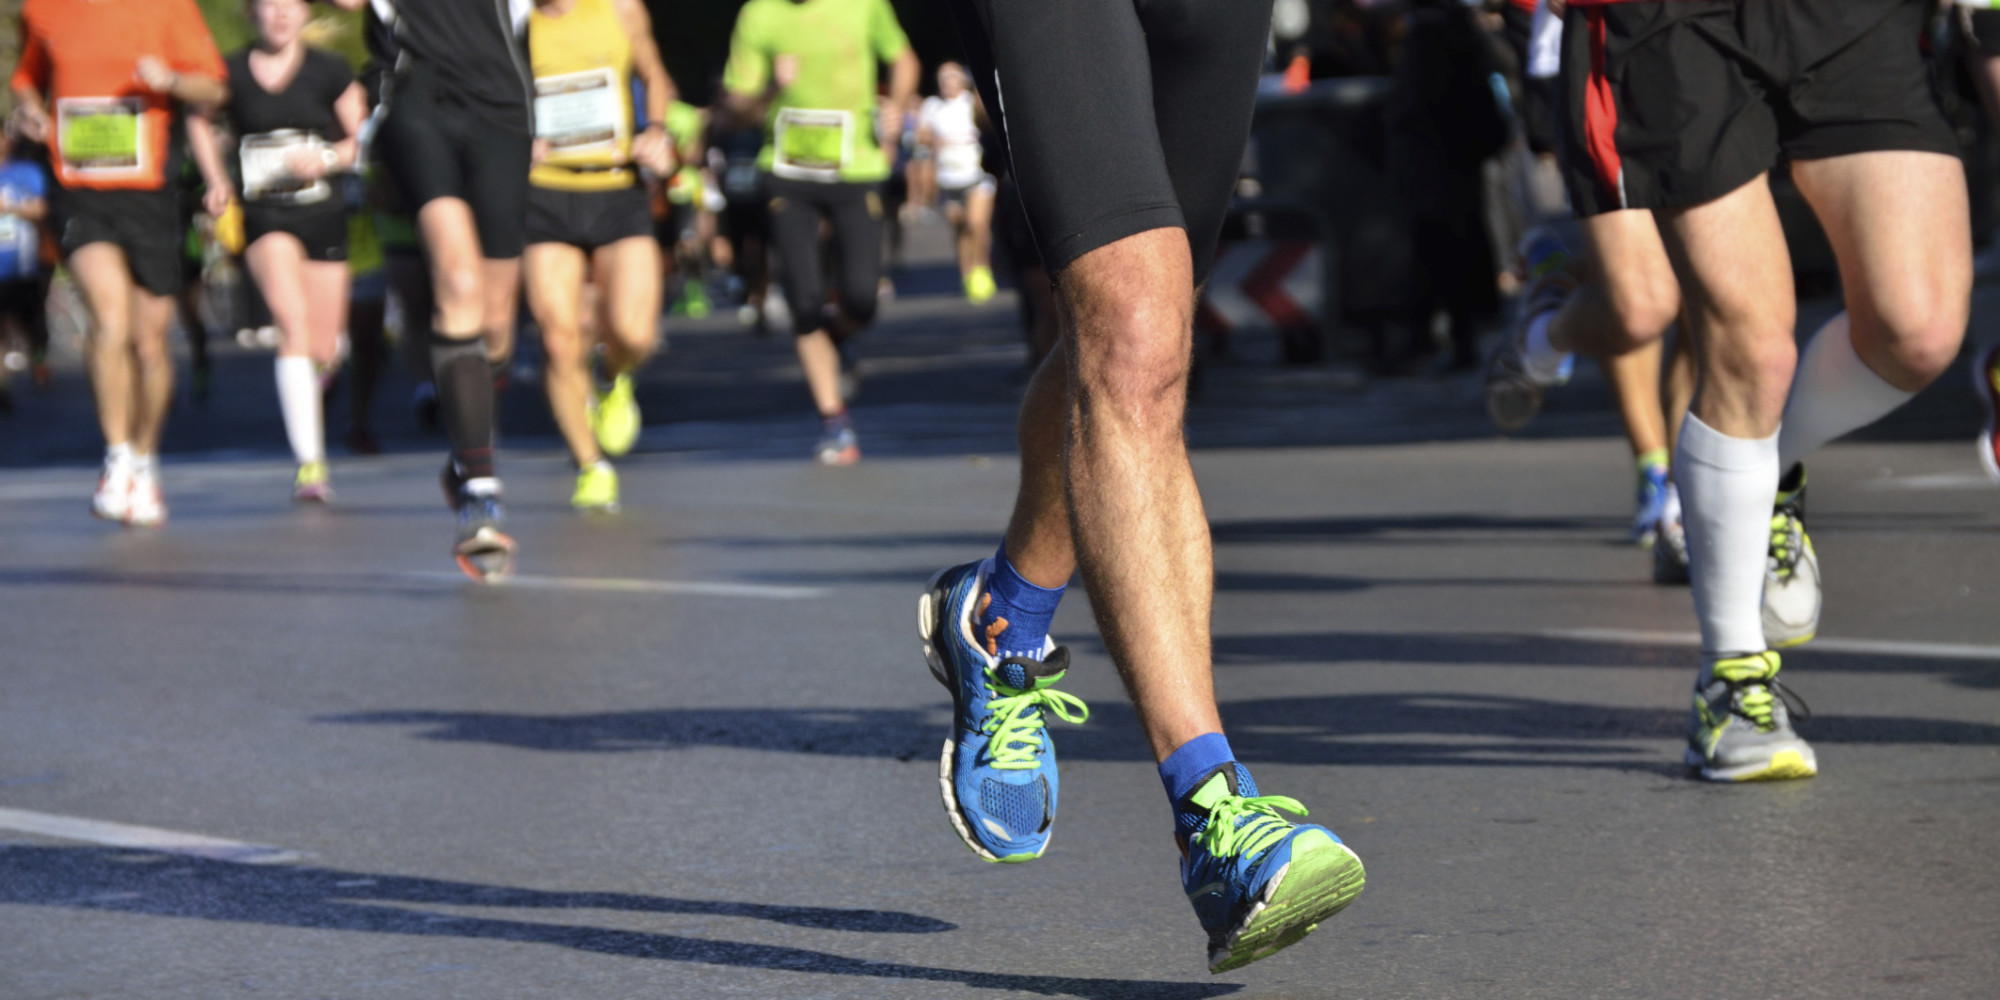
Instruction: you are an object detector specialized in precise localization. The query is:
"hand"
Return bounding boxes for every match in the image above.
[530,138,551,166]
[631,126,674,175]
[10,104,50,144]
[135,57,178,94]
[772,55,799,91]
[284,147,328,181]
[203,184,234,218]
[876,98,900,152]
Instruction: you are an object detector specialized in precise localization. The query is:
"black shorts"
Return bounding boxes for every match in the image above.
[939,174,996,208]
[52,186,185,296]
[1973,10,2000,59]
[375,61,532,259]
[525,184,654,251]
[1561,0,1957,216]
[765,177,883,336]
[243,199,349,262]
[945,0,1272,282]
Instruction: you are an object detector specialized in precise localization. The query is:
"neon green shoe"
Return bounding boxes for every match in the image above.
[1686,650,1816,782]
[965,265,997,305]
[571,461,620,512]
[293,461,332,504]
[591,373,642,458]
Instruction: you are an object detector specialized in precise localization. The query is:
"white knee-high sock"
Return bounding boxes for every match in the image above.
[275,356,324,464]
[1777,314,1914,470]
[1676,413,1778,657]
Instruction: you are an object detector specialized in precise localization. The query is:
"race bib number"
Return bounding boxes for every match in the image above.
[535,68,624,157]
[772,108,851,182]
[240,130,331,205]
[56,98,146,179]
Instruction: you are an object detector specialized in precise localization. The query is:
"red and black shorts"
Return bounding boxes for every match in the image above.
[1559,0,1957,217]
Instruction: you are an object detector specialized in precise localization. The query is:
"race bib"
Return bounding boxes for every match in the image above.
[534,68,624,157]
[772,107,852,182]
[240,130,331,205]
[56,98,146,179]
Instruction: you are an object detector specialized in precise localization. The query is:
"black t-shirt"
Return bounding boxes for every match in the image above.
[224,47,355,142]
[375,0,531,131]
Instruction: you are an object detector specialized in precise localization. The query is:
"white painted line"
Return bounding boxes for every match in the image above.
[1545,628,2000,662]
[1860,472,1997,491]
[0,807,304,864]
[397,571,825,600]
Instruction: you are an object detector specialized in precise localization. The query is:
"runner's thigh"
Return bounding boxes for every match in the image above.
[947,0,1180,277]
[1140,0,1274,284]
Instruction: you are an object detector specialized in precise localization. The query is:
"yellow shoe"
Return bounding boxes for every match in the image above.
[592,372,642,457]
[965,265,997,306]
[293,461,333,504]
[571,461,620,512]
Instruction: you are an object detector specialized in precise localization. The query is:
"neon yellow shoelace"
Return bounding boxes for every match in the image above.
[1712,651,1782,729]
[1197,794,1306,859]
[981,672,1088,770]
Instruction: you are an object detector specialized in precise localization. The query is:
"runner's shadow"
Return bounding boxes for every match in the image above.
[0,846,1237,999]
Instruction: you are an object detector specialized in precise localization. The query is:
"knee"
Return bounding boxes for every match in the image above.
[1855,293,1968,388]
[1707,327,1797,393]
[540,323,584,367]
[433,265,482,314]
[1609,282,1679,351]
[1071,299,1192,425]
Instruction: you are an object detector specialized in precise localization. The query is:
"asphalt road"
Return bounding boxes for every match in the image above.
[2,224,1998,999]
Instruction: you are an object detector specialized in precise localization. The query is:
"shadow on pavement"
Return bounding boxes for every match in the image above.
[325,660,2000,773]
[0,846,1237,999]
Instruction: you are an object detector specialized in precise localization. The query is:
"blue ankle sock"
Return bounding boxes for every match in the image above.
[1160,732,1249,802]
[978,543,1065,659]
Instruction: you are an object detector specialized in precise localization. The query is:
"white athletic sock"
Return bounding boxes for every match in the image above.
[1676,413,1778,657]
[275,356,325,464]
[1522,311,1571,383]
[106,442,134,468]
[464,476,500,497]
[1777,313,1914,470]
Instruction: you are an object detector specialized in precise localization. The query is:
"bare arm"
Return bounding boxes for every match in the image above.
[185,110,235,216]
[10,84,51,144]
[329,80,367,170]
[4,196,48,223]
[878,47,917,148]
[137,58,227,110]
[617,0,680,173]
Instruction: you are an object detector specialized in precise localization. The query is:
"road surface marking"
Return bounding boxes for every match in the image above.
[1546,628,2000,662]
[0,807,304,864]
[399,571,824,599]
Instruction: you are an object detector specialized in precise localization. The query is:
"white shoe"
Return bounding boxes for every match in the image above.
[126,462,167,527]
[91,453,133,522]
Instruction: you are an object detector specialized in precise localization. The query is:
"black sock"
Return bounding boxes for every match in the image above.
[430,333,496,480]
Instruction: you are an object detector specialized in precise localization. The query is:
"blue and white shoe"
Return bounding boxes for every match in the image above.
[919,560,1088,863]
[1633,463,1670,548]
[1180,764,1366,973]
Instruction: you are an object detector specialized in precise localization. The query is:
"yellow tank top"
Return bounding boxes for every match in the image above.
[528,0,636,192]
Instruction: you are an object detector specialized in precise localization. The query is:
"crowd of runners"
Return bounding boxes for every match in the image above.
[3,0,2000,977]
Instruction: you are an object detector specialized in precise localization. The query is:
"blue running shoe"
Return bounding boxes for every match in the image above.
[1633,463,1670,548]
[1180,764,1366,973]
[920,560,1088,863]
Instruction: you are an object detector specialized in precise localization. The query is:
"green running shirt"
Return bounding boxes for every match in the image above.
[723,0,910,184]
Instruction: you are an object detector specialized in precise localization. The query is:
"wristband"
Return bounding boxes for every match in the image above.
[319,147,342,171]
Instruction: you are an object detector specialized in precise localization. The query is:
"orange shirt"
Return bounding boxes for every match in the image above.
[12,0,224,191]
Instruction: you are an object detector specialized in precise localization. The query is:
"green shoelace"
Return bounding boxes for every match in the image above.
[1197,794,1306,859]
[1768,511,1803,580]
[1710,650,1808,732]
[982,670,1088,769]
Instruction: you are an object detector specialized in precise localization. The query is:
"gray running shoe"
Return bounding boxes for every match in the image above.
[1484,229,1577,432]
[815,421,860,466]
[1761,468,1819,647]
[453,489,516,582]
[1685,650,1816,782]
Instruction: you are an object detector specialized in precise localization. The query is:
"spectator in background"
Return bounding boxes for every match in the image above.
[1388,0,1508,371]
[0,128,51,413]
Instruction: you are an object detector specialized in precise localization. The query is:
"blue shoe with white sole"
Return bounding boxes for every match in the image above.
[919,559,1088,862]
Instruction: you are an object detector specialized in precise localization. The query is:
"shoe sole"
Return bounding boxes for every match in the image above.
[1976,347,2000,483]
[1685,747,1818,782]
[919,568,1044,866]
[454,527,517,583]
[1209,830,1367,974]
